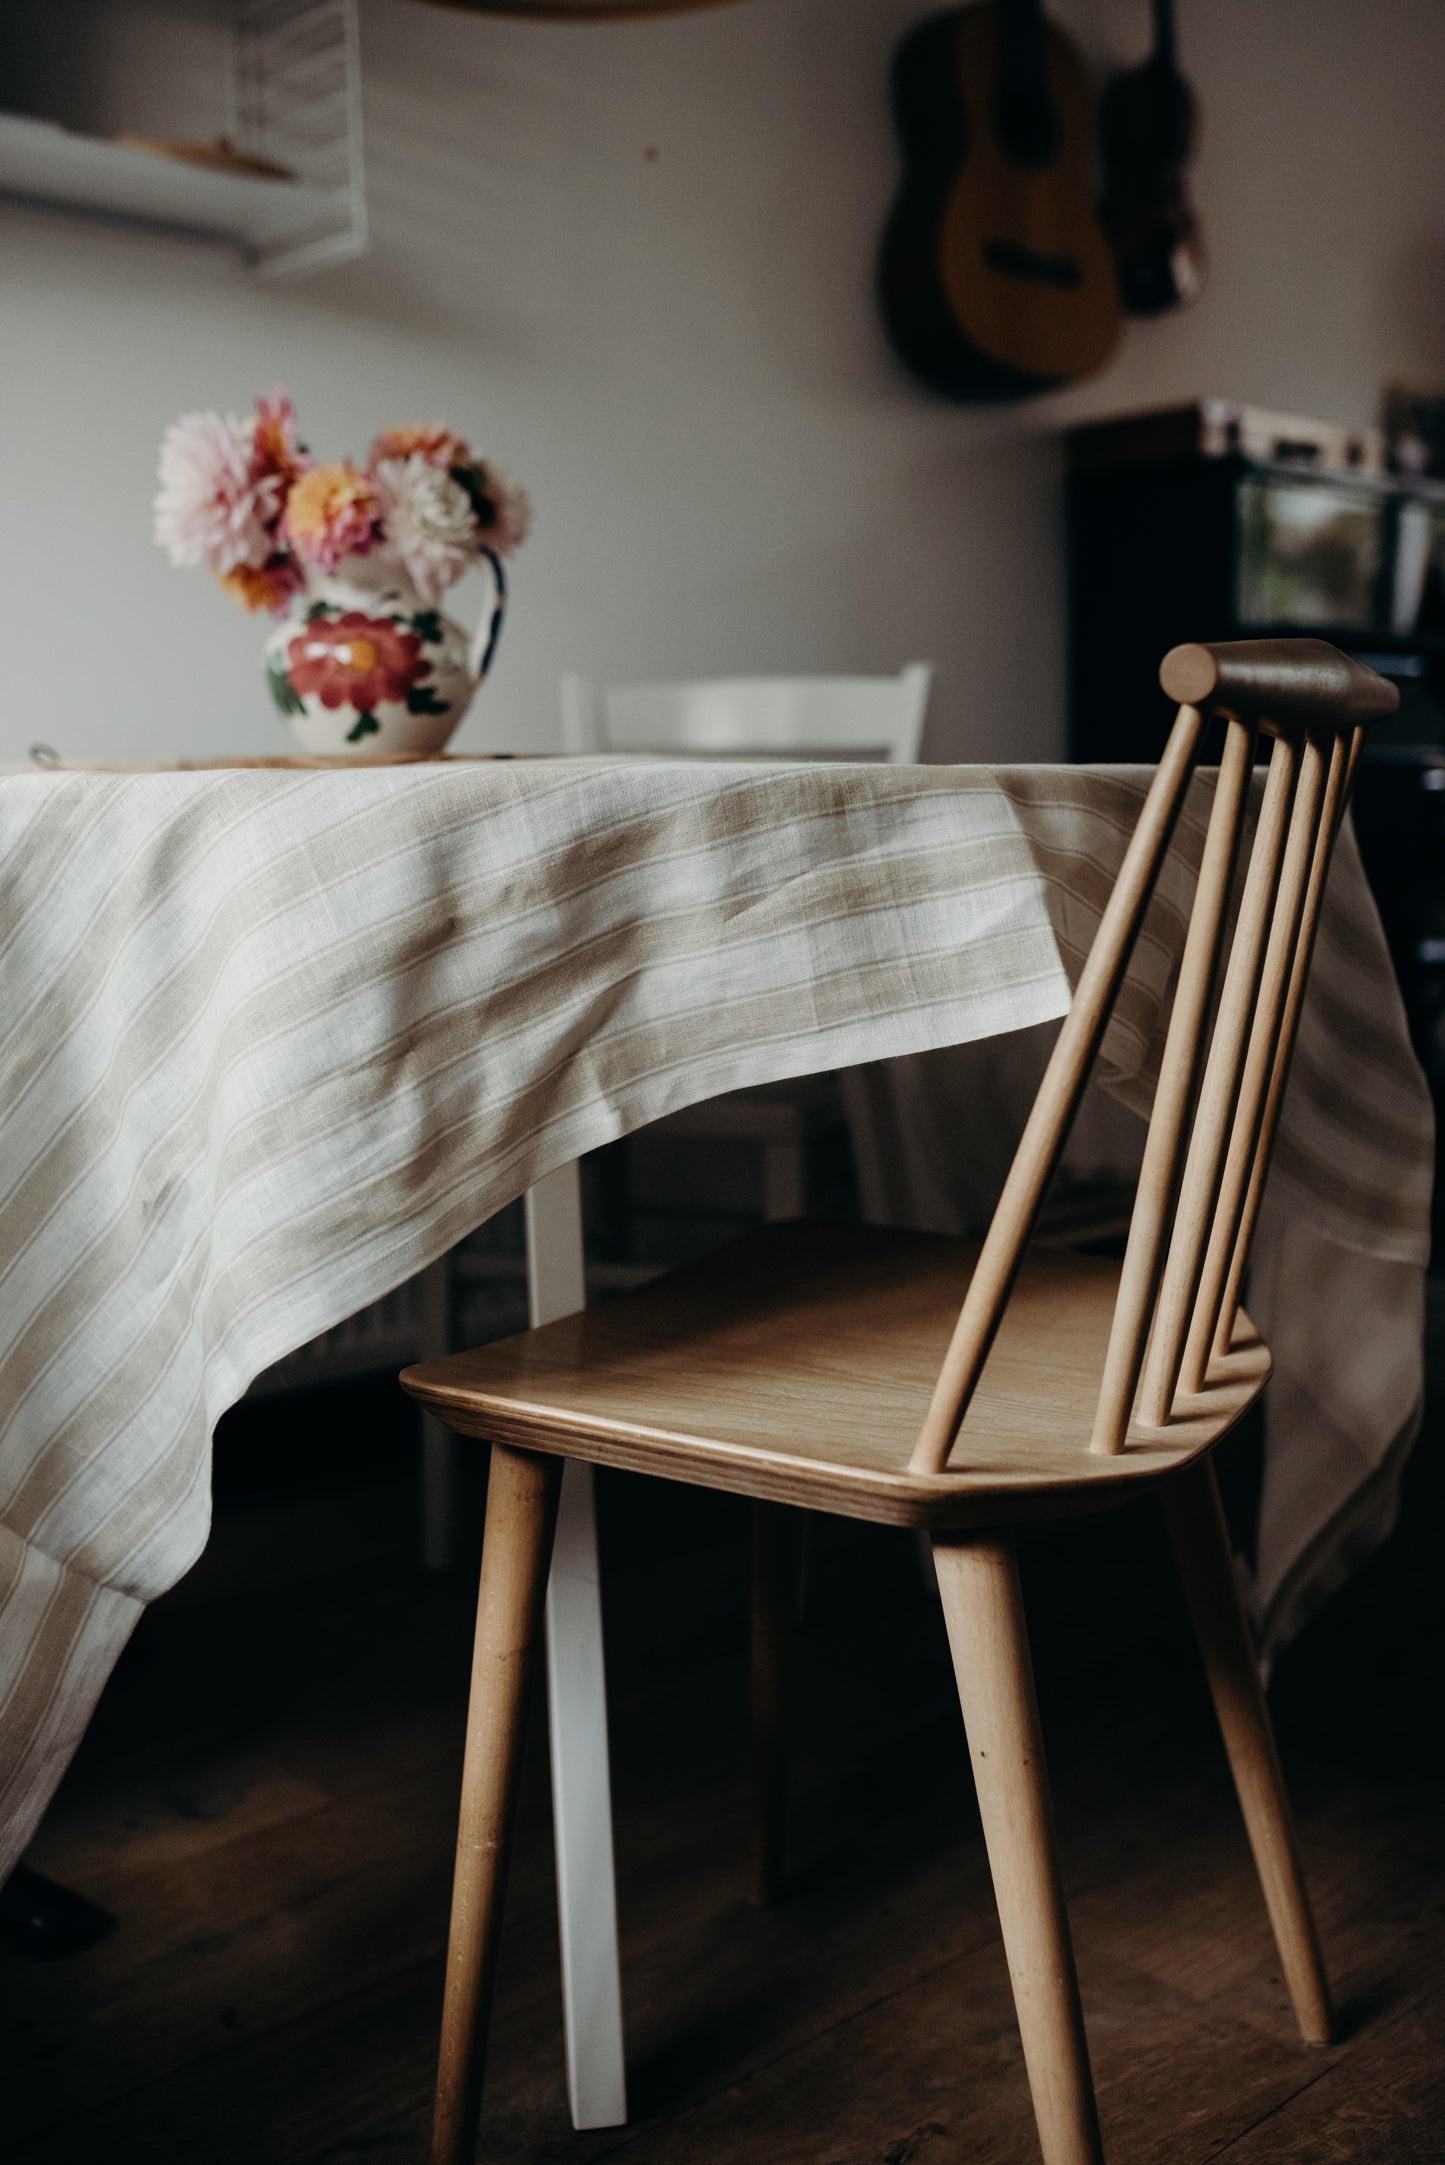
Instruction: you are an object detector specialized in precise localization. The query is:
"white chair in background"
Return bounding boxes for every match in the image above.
[560,667,934,1224]
[561,665,931,763]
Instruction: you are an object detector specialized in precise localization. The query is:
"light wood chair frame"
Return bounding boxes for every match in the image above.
[407,640,1396,2165]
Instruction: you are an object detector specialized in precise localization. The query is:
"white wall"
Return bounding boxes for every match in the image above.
[3,0,1445,766]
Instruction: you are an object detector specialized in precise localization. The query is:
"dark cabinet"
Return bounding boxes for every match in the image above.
[1067,401,1445,762]
[1067,401,1445,1242]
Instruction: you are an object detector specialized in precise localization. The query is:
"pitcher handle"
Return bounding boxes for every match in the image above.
[468,547,508,685]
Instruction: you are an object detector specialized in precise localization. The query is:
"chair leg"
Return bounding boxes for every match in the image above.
[933,1531,1103,2165]
[1162,1460,1333,2046]
[749,1499,803,1906]
[433,1443,564,2165]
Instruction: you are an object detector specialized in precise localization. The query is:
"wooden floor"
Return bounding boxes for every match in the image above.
[5,1323,1444,2164]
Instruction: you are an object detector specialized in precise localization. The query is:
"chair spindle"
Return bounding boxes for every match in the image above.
[909,703,1206,1476]
[1179,729,1333,1395]
[1135,730,1303,1428]
[1209,724,1360,1360]
[912,642,1393,1477]
[1089,715,1257,1455]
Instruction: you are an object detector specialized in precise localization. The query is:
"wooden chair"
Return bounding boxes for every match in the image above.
[404,639,1396,2165]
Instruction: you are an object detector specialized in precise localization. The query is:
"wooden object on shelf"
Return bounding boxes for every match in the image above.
[111,134,294,182]
[405,638,1391,2165]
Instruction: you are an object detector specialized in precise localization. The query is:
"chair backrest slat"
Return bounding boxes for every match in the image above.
[1135,728,1303,1426]
[1207,723,1358,1364]
[1176,728,1335,1399]
[910,700,1206,1476]
[1087,712,1257,1456]
[910,640,1396,1477]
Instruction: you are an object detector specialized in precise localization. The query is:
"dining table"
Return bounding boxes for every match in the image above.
[0,751,1430,2133]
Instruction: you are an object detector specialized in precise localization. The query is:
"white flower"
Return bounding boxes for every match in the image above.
[371,454,479,604]
[153,410,281,573]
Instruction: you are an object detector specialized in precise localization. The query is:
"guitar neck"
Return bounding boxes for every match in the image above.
[1152,0,1178,75]
[1000,0,1048,96]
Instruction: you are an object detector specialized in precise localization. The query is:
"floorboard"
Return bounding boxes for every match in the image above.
[3,1341,1442,2164]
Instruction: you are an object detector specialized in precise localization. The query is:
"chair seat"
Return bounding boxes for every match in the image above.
[402,1220,1271,1529]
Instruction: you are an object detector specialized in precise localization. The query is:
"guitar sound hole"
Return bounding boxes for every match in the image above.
[983,239,1083,288]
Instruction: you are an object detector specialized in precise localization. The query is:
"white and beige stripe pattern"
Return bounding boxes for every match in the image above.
[0,758,1430,1870]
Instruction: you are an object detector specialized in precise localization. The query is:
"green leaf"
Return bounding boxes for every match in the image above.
[410,609,444,644]
[305,599,333,622]
[265,662,305,717]
[453,462,494,528]
[405,683,450,716]
[346,711,381,743]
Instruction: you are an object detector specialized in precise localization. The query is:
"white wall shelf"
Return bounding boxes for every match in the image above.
[0,111,344,261]
[0,0,366,280]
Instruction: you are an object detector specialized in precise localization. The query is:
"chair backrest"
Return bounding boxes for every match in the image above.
[560,667,932,763]
[909,638,1398,1475]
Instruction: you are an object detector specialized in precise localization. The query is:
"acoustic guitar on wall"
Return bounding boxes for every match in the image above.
[1099,0,1206,314]
[879,0,1122,398]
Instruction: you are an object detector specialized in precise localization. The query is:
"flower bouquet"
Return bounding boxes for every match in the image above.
[154,393,529,756]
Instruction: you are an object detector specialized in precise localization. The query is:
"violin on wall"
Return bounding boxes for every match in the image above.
[879,0,1123,398]
[1100,0,1206,314]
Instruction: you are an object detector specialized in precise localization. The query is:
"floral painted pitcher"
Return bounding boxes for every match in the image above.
[263,547,507,758]
[153,394,528,756]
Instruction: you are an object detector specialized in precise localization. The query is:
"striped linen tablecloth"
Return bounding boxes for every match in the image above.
[0,758,1430,1872]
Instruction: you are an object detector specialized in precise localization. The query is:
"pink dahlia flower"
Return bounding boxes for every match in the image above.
[153,409,283,574]
[283,462,381,572]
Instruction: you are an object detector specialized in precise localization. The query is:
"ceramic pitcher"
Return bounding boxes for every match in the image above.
[263,548,506,758]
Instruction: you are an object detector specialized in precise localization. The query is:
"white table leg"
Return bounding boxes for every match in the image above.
[417,1254,459,1572]
[524,1164,628,2131]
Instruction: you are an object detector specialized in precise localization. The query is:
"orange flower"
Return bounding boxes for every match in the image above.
[214,554,304,614]
[368,420,471,471]
[283,462,380,571]
[251,389,309,492]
